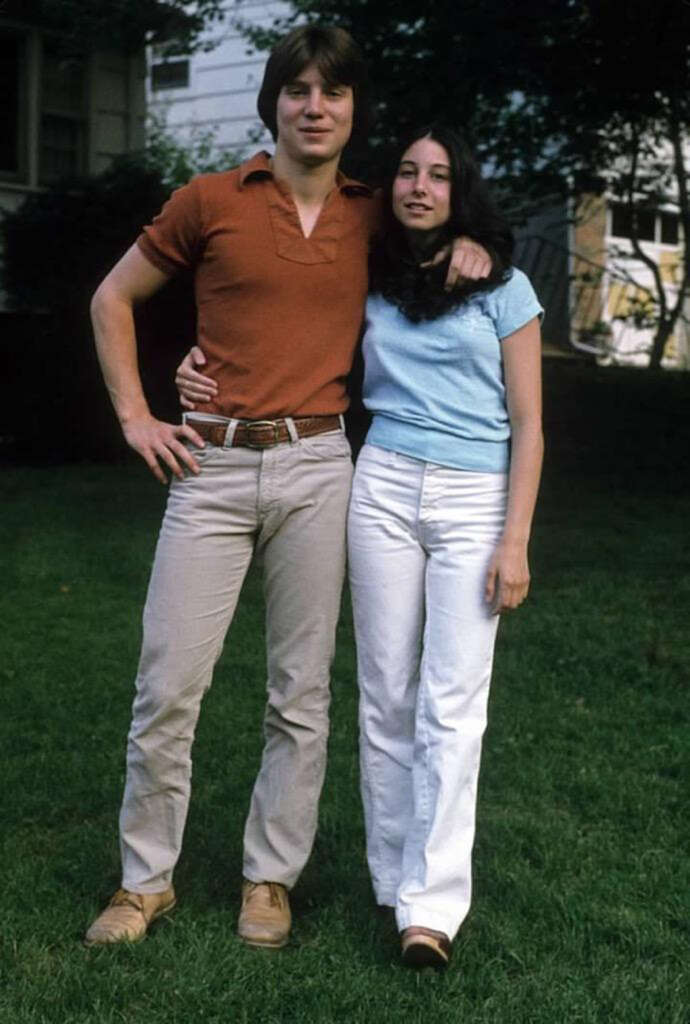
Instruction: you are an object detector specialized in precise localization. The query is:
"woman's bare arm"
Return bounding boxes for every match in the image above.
[485,316,544,613]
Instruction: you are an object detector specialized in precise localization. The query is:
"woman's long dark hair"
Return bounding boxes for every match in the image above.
[369,125,514,322]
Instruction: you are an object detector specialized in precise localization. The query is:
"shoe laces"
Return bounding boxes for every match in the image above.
[110,889,145,912]
[246,881,284,907]
[267,883,284,907]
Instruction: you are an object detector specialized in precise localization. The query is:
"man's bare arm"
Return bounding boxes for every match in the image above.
[91,244,205,482]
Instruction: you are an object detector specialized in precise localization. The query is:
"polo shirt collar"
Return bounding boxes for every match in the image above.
[238,150,372,197]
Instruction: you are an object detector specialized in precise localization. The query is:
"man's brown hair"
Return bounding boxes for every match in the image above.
[257,25,369,144]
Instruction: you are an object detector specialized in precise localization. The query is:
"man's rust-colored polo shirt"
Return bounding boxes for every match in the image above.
[137,151,378,419]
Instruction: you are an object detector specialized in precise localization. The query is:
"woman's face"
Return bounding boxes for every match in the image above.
[392,137,452,235]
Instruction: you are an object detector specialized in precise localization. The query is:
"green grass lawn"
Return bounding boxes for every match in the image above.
[1,363,688,1023]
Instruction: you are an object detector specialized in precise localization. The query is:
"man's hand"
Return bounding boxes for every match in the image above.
[175,346,219,409]
[485,539,530,615]
[433,237,492,291]
[122,414,206,484]
[446,237,492,290]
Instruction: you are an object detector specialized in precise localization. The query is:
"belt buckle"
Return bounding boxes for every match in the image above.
[244,419,281,448]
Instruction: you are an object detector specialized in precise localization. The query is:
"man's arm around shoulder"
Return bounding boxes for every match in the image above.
[91,243,205,483]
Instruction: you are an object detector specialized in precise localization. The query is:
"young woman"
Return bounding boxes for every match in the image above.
[348,126,542,968]
[176,126,543,969]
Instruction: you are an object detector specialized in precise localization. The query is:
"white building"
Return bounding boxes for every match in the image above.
[147,1,290,157]
[0,15,146,218]
[518,195,688,368]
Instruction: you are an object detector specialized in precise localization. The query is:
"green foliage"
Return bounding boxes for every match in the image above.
[0,117,243,314]
[235,0,689,201]
[145,112,247,190]
[235,0,690,365]
[5,0,227,55]
[0,155,196,462]
[0,114,248,463]
[1,158,169,313]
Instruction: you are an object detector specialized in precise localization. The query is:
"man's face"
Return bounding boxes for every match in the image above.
[275,62,354,166]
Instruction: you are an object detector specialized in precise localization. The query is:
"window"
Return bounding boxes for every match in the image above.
[151,59,190,91]
[660,212,679,245]
[41,115,84,180]
[633,209,656,242]
[39,47,86,183]
[610,203,655,242]
[610,203,632,239]
[0,32,25,179]
[610,203,631,239]
[609,202,680,246]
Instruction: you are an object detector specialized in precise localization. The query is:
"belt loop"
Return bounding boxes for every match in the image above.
[338,414,345,432]
[284,417,299,443]
[223,419,239,447]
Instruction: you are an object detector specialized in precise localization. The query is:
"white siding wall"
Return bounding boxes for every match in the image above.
[147,1,290,154]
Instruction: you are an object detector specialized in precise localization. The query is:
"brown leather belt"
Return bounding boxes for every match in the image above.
[187,415,342,449]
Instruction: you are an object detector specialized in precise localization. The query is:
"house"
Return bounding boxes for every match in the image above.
[516,195,688,369]
[0,13,146,222]
[572,196,686,368]
[147,0,288,156]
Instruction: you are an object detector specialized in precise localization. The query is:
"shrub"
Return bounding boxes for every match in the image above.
[0,156,197,463]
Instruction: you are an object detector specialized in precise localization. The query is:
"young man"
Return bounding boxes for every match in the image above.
[85,25,489,950]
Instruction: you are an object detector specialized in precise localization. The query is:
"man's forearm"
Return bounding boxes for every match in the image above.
[89,244,203,482]
[91,282,150,428]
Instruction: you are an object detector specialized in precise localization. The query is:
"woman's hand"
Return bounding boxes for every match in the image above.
[175,346,219,409]
[485,539,530,614]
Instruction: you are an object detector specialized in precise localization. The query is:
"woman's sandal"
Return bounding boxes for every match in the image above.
[400,926,451,969]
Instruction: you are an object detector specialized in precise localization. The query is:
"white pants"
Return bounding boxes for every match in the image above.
[347,444,507,939]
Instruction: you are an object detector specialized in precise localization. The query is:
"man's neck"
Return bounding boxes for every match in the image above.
[271,147,341,204]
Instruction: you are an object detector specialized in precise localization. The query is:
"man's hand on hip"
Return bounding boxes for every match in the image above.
[122,414,206,484]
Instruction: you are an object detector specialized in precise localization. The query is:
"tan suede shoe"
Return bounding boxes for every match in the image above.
[83,887,176,947]
[237,881,291,949]
[400,926,451,969]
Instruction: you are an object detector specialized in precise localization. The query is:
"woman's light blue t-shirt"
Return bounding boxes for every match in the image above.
[362,267,543,473]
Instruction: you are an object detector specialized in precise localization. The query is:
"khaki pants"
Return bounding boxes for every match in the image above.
[119,427,353,892]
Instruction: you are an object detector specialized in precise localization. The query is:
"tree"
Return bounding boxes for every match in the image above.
[0,117,248,462]
[0,156,194,462]
[234,0,690,368]
[5,0,226,55]
[144,113,247,190]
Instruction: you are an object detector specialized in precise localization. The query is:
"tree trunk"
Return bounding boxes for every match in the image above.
[648,321,673,370]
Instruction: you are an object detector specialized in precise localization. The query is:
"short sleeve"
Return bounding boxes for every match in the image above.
[136,177,203,276]
[485,267,543,340]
